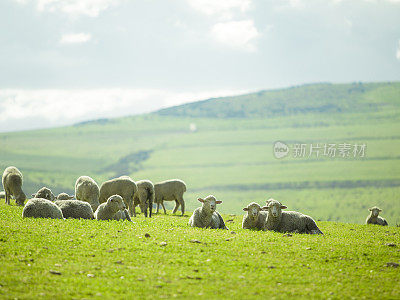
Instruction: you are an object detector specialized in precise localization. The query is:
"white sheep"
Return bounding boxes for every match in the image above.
[154,179,186,215]
[2,166,26,206]
[56,193,75,200]
[366,206,388,226]
[32,187,56,201]
[242,202,268,230]
[99,176,137,217]
[54,200,94,219]
[133,180,155,217]
[262,199,323,234]
[22,198,64,219]
[94,194,130,221]
[188,195,228,229]
[75,176,100,212]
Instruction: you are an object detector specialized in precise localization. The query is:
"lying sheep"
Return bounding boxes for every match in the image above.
[188,195,228,229]
[2,166,26,206]
[94,194,131,221]
[242,202,268,230]
[262,199,323,234]
[54,200,94,219]
[32,187,56,201]
[56,193,74,200]
[99,176,137,217]
[133,180,154,217]
[75,176,100,212]
[22,198,64,219]
[366,206,388,226]
[154,179,186,215]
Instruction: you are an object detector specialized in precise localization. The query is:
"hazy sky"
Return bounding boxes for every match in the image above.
[1,0,400,132]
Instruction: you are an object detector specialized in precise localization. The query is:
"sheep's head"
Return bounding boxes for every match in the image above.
[107,195,126,211]
[32,187,55,201]
[198,195,222,213]
[262,198,287,219]
[15,192,26,206]
[369,206,382,217]
[243,202,262,220]
[57,193,74,200]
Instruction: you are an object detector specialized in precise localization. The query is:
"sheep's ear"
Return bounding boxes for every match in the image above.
[378,209,382,212]
[243,207,248,211]
[368,208,372,211]
[31,194,35,197]
[280,205,287,209]
[261,206,269,210]
[197,198,204,203]
[68,195,74,199]
[216,200,222,204]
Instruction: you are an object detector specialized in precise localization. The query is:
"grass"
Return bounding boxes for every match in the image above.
[0,203,399,299]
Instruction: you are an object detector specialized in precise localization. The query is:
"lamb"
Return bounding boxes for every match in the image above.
[154,179,186,215]
[2,166,26,206]
[262,199,323,234]
[188,195,228,229]
[133,180,155,217]
[366,206,388,226]
[242,202,268,230]
[22,198,64,219]
[32,187,56,201]
[54,200,94,219]
[75,176,100,212]
[56,193,75,200]
[99,176,137,217]
[94,194,131,221]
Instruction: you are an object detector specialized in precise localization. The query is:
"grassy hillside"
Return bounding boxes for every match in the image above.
[0,204,399,299]
[0,82,399,224]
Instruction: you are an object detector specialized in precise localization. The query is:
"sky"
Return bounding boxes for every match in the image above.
[0,0,400,132]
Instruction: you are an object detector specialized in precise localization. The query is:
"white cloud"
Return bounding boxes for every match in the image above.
[60,33,91,44]
[188,0,251,19]
[397,40,400,60]
[210,20,260,52]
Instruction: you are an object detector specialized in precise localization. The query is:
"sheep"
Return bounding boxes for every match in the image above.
[366,206,388,226]
[261,199,323,234]
[242,202,268,230]
[56,193,75,200]
[75,176,100,212]
[113,209,133,222]
[154,179,186,215]
[32,187,56,201]
[54,200,94,219]
[0,191,5,199]
[22,198,64,219]
[94,194,131,221]
[99,176,137,217]
[2,166,26,206]
[133,180,154,217]
[188,195,228,229]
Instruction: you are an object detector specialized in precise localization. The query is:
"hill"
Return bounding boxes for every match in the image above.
[0,82,399,224]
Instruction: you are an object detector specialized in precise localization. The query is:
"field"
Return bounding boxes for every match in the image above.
[0,204,399,299]
[0,82,399,225]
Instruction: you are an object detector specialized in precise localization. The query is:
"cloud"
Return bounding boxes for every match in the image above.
[60,33,91,44]
[187,0,251,20]
[397,40,400,60]
[210,20,260,52]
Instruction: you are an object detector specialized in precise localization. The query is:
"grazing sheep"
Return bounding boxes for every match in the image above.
[54,200,94,219]
[133,180,154,218]
[32,187,56,201]
[366,206,388,226]
[2,166,26,206]
[242,202,268,230]
[75,176,100,212]
[188,195,228,229]
[262,199,323,234]
[154,179,186,215]
[99,176,137,217]
[113,209,133,222]
[22,198,64,219]
[56,193,75,200]
[94,195,129,221]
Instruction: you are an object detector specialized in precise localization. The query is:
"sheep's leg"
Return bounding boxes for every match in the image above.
[177,195,185,216]
[149,199,153,218]
[133,204,136,217]
[156,202,160,214]
[172,200,180,214]
[5,191,10,205]
[161,201,167,214]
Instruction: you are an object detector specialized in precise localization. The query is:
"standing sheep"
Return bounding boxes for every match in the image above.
[2,166,26,206]
[32,187,56,201]
[94,195,130,221]
[242,202,268,230]
[56,193,75,200]
[99,176,137,217]
[54,200,94,219]
[262,199,323,234]
[154,179,186,215]
[75,176,100,212]
[133,180,154,218]
[188,195,228,229]
[22,198,64,219]
[366,206,388,226]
